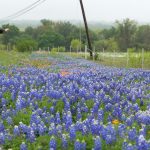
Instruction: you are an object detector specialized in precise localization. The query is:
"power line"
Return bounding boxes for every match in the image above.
[0,0,47,23]
[1,0,42,20]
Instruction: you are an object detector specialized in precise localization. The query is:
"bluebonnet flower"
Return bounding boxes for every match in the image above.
[50,106,55,114]
[132,103,139,112]
[55,112,61,124]
[13,125,20,136]
[74,139,81,150]
[137,135,149,150]
[0,132,5,144]
[20,142,27,150]
[136,110,150,125]
[94,136,102,150]
[122,140,128,150]
[128,128,137,141]
[28,129,35,143]
[107,114,113,122]
[62,134,68,149]
[6,116,13,125]
[81,140,86,150]
[91,119,100,135]
[131,94,136,103]
[118,124,126,138]
[38,124,45,136]
[56,125,62,136]
[49,136,56,150]
[105,103,112,112]
[81,125,88,135]
[126,117,133,126]
[126,143,136,150]
[48,123,57,136]
[1,98,7,105]
[0,121,5,132]
[97,110,104,122]
[69,125,76,141]
[50,115,55,123]
[76,108,82,121]
[65,111,72,131]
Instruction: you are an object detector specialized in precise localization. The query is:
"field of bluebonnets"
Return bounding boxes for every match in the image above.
[0,52,150,150]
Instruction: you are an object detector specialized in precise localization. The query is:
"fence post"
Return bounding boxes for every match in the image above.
[77,46,79,56]
[103,48,105,60]
[126,49,129,67]
[93,47,95,61]
[70,45,72,55]
[48,47,50,54]
[58,46,59,54]
[113,50,116,66]
[142,48,144,69]
[85,45,87,59]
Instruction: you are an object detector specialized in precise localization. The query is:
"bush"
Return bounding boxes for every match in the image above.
[51,48,58,53]
[59,46,66,52]
[16,39,37,52]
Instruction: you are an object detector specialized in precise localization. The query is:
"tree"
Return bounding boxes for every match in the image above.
[71,39,81,51]
[135,25,150,50]
[115,18,137,51]
[38,31,65,48]
[94,38,118,52]
[1,24,20,45]
[55,22,80,49]
[100,27,116,40]
[16,38,37,52]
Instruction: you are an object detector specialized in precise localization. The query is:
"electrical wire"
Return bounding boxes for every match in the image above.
[0,0,47,23]
[1,0,42,20]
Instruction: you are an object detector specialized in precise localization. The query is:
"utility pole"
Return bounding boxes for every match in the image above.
[79,0,93,57]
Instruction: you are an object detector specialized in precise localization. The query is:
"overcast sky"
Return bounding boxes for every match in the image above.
[0,0,150,22]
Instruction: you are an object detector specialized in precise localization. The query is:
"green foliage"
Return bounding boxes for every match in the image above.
[71,39,81,50]
[1,24,20,45]
[135,25,150,49]
[0,50,29,66]
[51,47,58,53]
[3,136,26,150]
[95,38,119,52]
[85,100,94,109]
[13,108,32,125]
[115,18,137,51]
[38,97,52,109]
[38,31,65,48]
[1,19,150,55]
[16,39,37,52]
[58,46,66,52]
[55,100,64,113]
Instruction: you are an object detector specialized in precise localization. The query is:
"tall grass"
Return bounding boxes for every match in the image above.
[0,50,29,66]
[64,51,150,69]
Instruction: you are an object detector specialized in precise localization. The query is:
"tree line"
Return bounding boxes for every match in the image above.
[0,18,150,52]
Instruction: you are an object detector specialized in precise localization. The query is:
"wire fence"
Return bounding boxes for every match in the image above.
[70,46,150,70]
[1,44,149,70]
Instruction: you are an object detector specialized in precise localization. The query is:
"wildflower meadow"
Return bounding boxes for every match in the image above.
[0,52,150,150]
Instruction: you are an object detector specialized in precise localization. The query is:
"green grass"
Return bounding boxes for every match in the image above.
[0,50,30,66]
[64,51,150,69]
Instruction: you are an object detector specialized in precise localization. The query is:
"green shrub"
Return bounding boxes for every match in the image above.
[51,47,58,53]
[59,46,66,52]
[16,39,37,52]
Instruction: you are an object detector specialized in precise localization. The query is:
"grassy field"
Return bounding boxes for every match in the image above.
[1,50,149,69]
[63,51,150,69]
[0,50,29,66]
